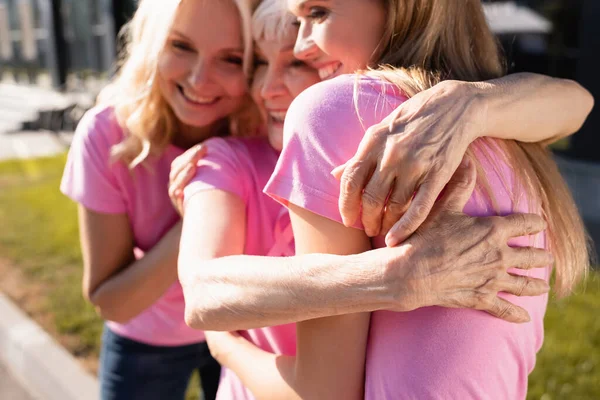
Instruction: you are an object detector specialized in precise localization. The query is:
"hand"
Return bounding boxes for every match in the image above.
[169,144,208,216]
[333,80,485,246]
[205,330,243,365]
[387,157,552,323]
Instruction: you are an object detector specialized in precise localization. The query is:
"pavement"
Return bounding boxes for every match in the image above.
[0,292,99,400]
[0,82,97,400]
[0,360,35,400]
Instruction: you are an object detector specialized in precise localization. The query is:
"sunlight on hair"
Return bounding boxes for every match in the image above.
[96,0,259,169]
[252,0,296,43]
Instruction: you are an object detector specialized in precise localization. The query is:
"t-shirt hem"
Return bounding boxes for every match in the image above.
[264,175,364,230]
[60,183,127,214]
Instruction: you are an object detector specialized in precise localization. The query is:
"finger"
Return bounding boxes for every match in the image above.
[386,179,439,246]
[361,168,394,237]
[339,157,376,227]
[497,213,548,239]
[171,164,196,199]
[169,144,205,182]
[506,246,554,270]
[331,162,348,181]
[501,275,550,297]
[190,144,208,163]
[379,178,411,236]
[436,157,476,212]
[484,297,530,323]
[339,126,384,227]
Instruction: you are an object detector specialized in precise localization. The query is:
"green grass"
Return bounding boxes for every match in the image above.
[0,154,598,399]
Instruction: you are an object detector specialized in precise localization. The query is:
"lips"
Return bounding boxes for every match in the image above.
[317,62,342,80]
[178,85,219,105]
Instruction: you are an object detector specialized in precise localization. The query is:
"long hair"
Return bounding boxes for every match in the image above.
[96,0,260,168]
[363,0,589,296]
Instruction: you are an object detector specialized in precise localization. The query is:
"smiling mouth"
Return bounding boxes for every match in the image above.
[318,62,342,80]
[268,110,287,124]
[178,85,219,105]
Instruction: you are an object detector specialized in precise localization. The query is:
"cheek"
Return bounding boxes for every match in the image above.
[250,76,265,106]
[286,72,320,98]
[220,71,248,99]
[158,53,187,81]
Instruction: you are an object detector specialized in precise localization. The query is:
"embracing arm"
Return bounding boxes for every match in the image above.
[78,206,181,323]
[472,72,593,144]
[337,73,594,242]
[208,205,372,400]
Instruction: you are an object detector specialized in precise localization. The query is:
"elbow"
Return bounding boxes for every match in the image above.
[564,78,595,133]
[180,273,229,331]
[84,286,133,324]
[183,295,229,331]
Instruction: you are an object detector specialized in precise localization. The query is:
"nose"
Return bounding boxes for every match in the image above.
[261,66,287,100]
[293,23,319,61]
[188,58,211,88]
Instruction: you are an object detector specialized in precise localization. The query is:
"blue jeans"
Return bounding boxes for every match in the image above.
[99,326,221,400]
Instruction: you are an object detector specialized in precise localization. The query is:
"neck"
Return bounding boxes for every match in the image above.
[171,119,228,149]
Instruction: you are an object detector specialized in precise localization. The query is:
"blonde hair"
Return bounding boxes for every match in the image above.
[251,0,295,42]
[362,0,589,296]
[97,0,260,168]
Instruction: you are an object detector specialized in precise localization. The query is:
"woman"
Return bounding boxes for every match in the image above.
[60,0,260,398]
[199,0,589,398]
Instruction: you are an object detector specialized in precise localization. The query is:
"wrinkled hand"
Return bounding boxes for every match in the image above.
[168,144,207,216]
[205,330,243,365]
[388,157,551,323]
[333,80,486,246]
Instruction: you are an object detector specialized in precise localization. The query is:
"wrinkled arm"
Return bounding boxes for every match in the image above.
[338,72,594,243]
[209,204,371,400]
[473,72,594,144]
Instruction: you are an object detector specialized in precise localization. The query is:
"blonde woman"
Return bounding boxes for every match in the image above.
[60,0,259,399]
[190,0,590,399]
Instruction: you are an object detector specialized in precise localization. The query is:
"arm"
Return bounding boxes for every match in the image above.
[336,72,594,242]
[78,206,181,323]
[206,206,372,400]
[474,72,593,145]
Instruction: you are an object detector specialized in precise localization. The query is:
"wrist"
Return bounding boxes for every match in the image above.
[458,80,491,142]
[376,245,418,312]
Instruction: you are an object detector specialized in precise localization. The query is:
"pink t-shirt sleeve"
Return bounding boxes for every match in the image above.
[265,75,403,229]
[183,137,250,205]
[60,107,127,214]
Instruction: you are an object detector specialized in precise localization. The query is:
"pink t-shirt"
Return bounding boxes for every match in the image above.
[60,105,206,346]
[183,136,296,400]
[265,75,550,399]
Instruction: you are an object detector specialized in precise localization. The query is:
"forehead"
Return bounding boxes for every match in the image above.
[172,0,243,46]
[256,29,297,56]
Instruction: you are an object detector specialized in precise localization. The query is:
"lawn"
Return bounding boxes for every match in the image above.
[0,154,598,399]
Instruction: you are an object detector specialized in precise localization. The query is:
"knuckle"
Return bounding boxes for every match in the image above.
[362,190,385,210]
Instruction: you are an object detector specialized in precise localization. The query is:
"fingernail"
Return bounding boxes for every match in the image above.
[385,234,398,247]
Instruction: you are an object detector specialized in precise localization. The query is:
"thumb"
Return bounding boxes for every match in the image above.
[437,156,476,212]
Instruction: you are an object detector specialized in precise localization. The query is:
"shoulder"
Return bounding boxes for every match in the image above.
[201,136,273,163]
[286,74,406,140]
[73,105,124,150]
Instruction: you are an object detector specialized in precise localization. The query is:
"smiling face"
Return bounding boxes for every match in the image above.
[157,0,248,142]
[251,28,321,151]
[287,0,386,80]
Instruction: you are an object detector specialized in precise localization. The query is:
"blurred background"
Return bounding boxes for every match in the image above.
[0,1,598,399]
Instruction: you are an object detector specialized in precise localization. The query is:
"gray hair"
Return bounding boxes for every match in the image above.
[251,0,296,42]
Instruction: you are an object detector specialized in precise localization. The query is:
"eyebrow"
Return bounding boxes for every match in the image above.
[296,0,330,11]
[170,30,191,41]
